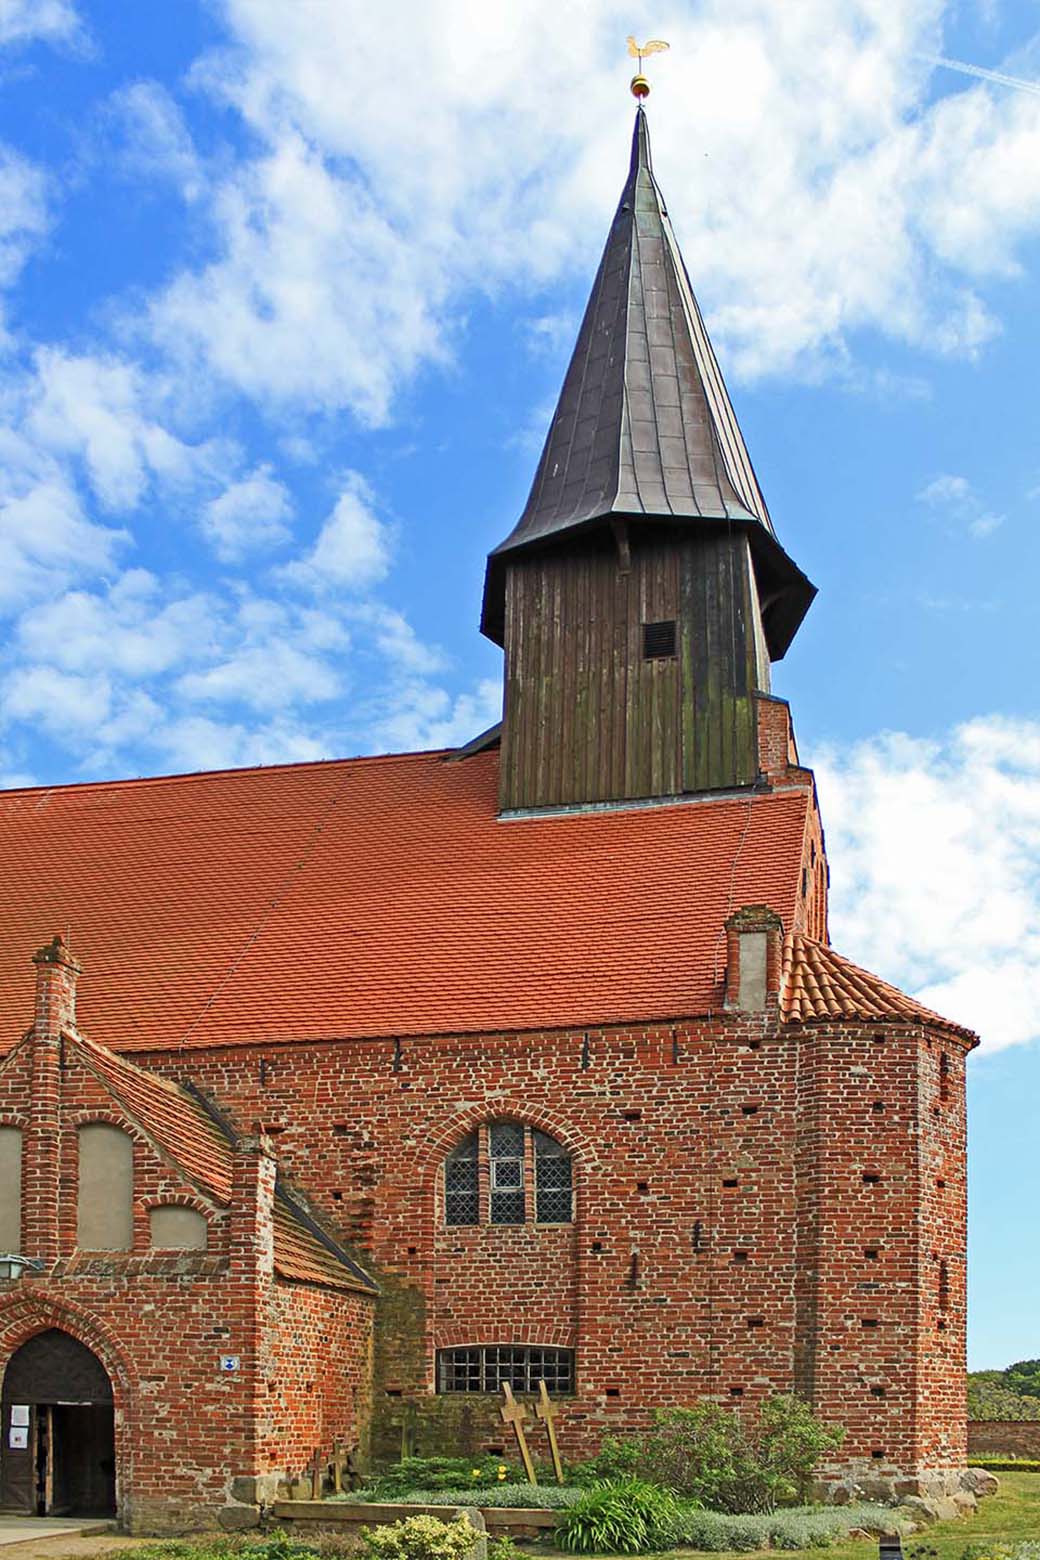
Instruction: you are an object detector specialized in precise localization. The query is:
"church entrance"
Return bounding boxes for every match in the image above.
[0,1331,116,1517]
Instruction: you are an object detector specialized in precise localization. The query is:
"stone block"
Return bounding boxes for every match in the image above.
[218,1505,261,1532]
[960,1467,1000,1498]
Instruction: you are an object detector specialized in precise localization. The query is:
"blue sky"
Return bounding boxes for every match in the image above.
[1,0,1039,1371]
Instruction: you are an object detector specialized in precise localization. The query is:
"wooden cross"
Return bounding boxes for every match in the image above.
[499,1382,536,1484]
[309,1446,323,1500]
[331,1439,344,1495]
[534,1379,564,1484]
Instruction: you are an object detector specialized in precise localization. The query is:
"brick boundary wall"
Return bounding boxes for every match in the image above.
[969,1421,1040,1458]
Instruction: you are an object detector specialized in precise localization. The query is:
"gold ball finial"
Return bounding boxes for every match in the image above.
[626,36,669,100]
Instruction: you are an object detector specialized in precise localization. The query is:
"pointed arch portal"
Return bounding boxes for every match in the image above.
[0,1330,116,1516]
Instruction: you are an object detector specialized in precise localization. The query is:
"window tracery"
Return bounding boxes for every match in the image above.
[442,1122,573,1226]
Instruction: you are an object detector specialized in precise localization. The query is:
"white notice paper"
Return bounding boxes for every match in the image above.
[9,1406,29,1427]
[8,1427,28,1450]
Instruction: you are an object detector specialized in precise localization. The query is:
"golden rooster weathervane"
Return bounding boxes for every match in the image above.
[627,35,669,99]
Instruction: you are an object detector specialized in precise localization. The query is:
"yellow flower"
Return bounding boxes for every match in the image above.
[471,1469,481,1478]
[498,1468,507,1480]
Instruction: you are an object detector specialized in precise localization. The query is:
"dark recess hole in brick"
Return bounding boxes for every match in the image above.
[747,1317,764,1328]
[623,1109,642,1121]
[385,1389,402,1397]
[636,1181,649,1192]
[732,1250,749,1264]
[488,1447,504,1456]
[936,1178,946,1189]
[746,1041,762,1051]
[863,1172,881,1184]
[742,1104,760,1116]
[332,1124,350,1135]
[722,1178,739,1189]
[938,1318,948,1331]
[606,1387,621,1397]
[864,1248,880,1260]
[872,1034,887,1044]
[871,1101,886,1113]
[592,1241,603,1252]
[862,1318,879,1328]
[332,1190,343,1201]
[729,1386,744,1397]
[407,1246,417,1255]
[871,1449,885,1460]
[871,1386,886,1398]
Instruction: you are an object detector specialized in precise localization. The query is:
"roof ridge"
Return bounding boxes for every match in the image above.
[0,746,460,801]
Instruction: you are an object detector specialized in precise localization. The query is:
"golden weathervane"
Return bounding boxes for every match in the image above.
[626,35,670,99]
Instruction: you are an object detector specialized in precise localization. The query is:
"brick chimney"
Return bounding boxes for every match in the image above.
[724,906,783,1013]
[23,935,81,1264]
[229,1130,276,1285]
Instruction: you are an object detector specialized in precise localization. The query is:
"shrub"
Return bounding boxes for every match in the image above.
[968,1457,1040,1472]
[621,1395,844,1512]
[361,1457,521,1498]
[554,1478,684,1554]
[567,1438,642,1487]
[675,1503,903,1552]
[359,1514,478,1560]
[377,1484,582,1509]
[487,1540,524,1560]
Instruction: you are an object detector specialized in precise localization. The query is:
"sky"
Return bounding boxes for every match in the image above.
[0,0,1038,1371]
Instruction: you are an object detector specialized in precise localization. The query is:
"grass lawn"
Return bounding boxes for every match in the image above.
[538,1471,1040,1559]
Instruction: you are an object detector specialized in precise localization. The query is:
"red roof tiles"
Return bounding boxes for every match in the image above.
[1,748,812,1052]
[780,932,976,1042]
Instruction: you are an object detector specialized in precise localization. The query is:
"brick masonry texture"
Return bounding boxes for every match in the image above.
[969,1422,1040,1458]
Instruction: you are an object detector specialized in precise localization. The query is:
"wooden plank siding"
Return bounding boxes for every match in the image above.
[499,531,769,811]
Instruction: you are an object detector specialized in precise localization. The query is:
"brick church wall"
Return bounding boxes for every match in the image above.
[143,1006,970,1489]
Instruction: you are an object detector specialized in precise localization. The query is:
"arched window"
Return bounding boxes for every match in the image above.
[149,1205,208,1250]
[0,1128,22,1253]
[77,1125,133,1250]
[443,1122,573,1227]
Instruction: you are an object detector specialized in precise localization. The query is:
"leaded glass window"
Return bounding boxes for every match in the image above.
[437,1345,574,1394]
[445,1131,479,1226]
[489,1121,525,1224]
[534,1129,573,1223]
[441,1123,573,1227]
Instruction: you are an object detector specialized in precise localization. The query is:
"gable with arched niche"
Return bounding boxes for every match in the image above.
[426,1110,582,1399]
[55,1111,223,1261]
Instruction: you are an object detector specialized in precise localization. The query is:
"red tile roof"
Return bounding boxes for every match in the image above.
[1,749,812,1052]
[55,1030,375,1291]
[780,933,976,1042]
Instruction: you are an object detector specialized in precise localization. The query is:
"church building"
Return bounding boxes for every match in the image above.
[0,105,975,1533]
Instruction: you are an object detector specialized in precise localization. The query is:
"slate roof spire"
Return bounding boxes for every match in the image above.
[481,106,815,659]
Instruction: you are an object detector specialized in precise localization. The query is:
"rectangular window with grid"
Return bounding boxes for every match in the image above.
[437,1345,574,1394]
[534,1128,573,1222]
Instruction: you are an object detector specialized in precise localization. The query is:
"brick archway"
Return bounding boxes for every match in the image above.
[0,1293,135,1522]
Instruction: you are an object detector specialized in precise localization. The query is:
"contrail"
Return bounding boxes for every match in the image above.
[923,53,1040,98]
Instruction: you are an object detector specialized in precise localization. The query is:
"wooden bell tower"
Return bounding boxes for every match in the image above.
[481,108,815,813]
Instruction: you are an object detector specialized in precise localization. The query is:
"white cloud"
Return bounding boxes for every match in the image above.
[279,472,391,592]
[0,471,127,606]
[0,0,81,50]
[27,348,226,512]
[106,81,205,202]
[815,717,1040,1054]
[127,0,1040,415]
[917,471,1004,537]
[201,464,293,559]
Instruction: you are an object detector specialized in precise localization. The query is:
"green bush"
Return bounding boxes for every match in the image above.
[962,1545,1040,1560]
[369,1483,582,1509]
[486,1540,524,1560]
[967,1457,1040,1472]
[359,1514,478,1560]
[628,1396,843,1513]
[675,1503,903,1552]
[554,1478,684,1554]
[360,1457,521,1498]
[566,1438,642,1487]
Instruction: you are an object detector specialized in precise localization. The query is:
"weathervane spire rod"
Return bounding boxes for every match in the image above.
[626,33,669,99]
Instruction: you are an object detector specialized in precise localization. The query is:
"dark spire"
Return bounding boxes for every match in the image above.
[482,107,814,659]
